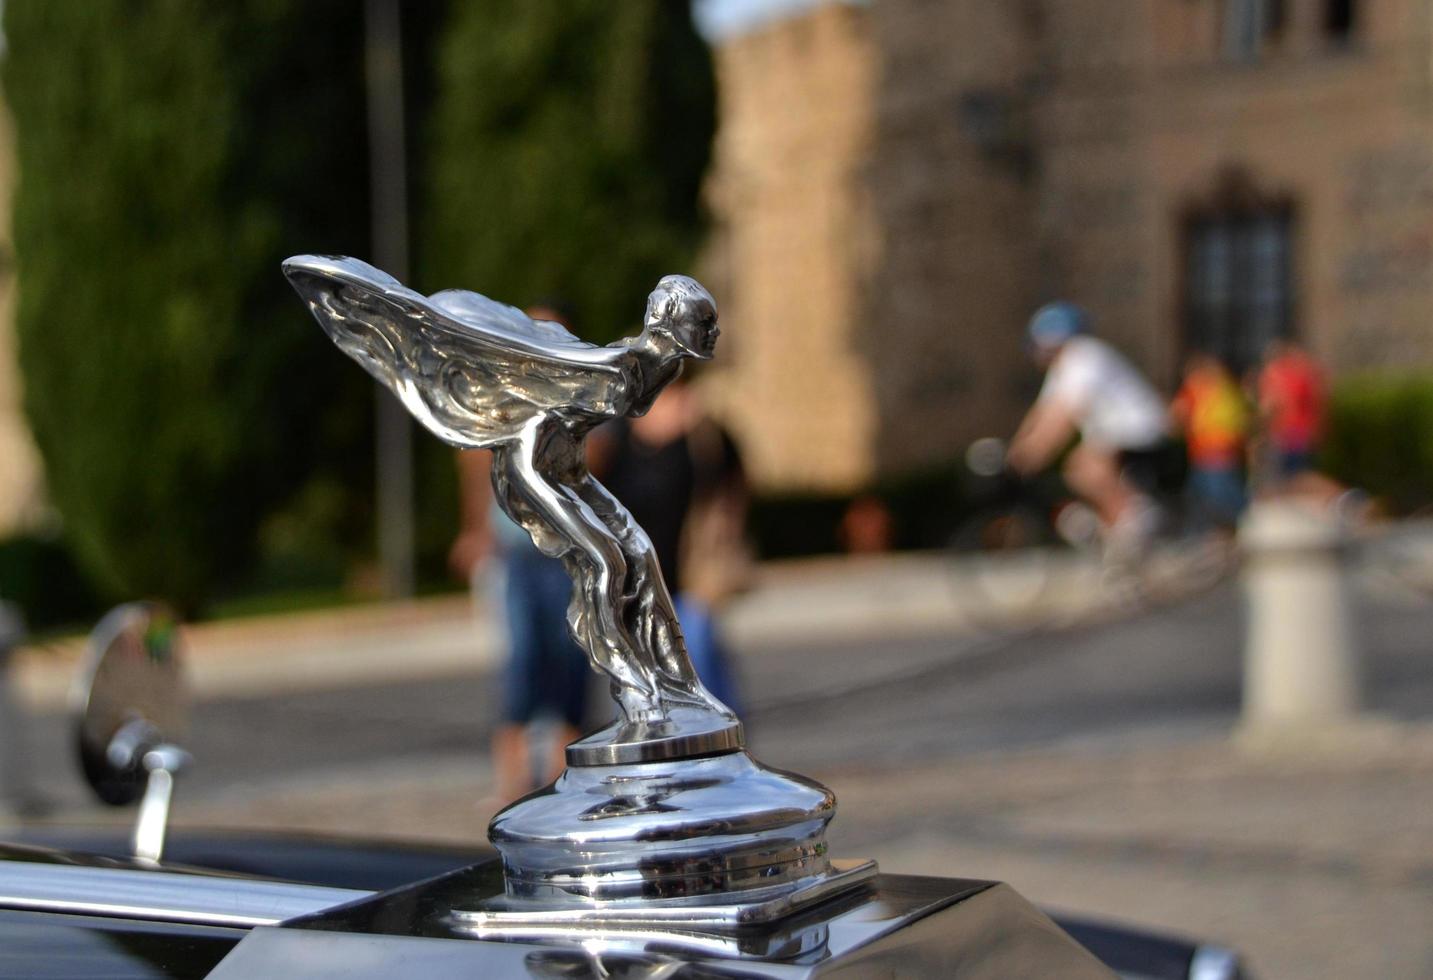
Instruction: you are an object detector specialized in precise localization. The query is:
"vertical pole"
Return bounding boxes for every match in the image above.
[364,0,415,598]
[131,766,175,864]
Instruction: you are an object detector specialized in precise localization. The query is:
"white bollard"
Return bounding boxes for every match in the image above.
[1237,501,1361,744]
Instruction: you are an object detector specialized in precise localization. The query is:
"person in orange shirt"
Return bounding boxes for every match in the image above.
[1171,352,1250,531]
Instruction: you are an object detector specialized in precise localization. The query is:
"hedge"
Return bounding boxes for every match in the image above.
[1322,373,1433,514]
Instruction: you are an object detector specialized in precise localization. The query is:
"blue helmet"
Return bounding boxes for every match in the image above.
[1027,301,1089,350]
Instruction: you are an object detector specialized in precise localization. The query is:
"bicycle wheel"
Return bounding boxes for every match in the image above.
[948,506,1057,628]
[1127,533,1236,607]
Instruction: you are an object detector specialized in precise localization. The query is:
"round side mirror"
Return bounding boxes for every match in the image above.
[71,602,189,807]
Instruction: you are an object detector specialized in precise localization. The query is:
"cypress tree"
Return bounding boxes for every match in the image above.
[3,2,373,608]
[422,0,715,340]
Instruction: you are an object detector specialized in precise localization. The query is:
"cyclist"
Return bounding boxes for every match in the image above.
[1007,302,1170,556]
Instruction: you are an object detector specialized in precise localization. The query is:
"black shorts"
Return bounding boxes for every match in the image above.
[1117,442,1177,496]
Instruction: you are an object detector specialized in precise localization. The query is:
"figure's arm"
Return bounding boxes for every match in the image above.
[286,256,634,447]
[624,355,686,420]
[449,448,495,581]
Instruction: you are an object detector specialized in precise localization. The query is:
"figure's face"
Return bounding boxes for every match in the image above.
[665,296,720,360]
[644,276,719,361]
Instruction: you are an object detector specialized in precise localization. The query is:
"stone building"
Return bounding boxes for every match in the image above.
[699,3,880,492]
[703,0,1433,492]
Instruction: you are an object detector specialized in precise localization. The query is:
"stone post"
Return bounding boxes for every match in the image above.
[1237,501,1362,745]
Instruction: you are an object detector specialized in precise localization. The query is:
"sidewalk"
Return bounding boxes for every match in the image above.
[18,517,1433,711]
[11,593,496,710]
[12,550,1116,710]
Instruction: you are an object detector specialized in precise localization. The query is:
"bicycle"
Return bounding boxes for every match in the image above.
[947,438,1235,628]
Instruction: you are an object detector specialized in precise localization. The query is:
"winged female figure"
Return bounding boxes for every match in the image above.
[283,256,741,763]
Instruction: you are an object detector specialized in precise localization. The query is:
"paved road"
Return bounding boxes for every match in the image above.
[29,579,1433,809]
[203,581,1433,780]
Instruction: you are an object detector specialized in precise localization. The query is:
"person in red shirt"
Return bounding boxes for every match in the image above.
[1257,338,1326,481]
[1252,338,1375,519]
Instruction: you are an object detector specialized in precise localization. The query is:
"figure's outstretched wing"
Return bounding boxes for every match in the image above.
[283,255,626,449]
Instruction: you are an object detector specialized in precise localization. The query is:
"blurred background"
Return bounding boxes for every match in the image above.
[0,1,1431,977]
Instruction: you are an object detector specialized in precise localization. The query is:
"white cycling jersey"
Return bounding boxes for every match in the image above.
[1038,336,1167,451]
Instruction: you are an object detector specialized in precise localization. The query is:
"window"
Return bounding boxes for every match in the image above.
[1185,210,1294,373]
[1222,0,1285,62]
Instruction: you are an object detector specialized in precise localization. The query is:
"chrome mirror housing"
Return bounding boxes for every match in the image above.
[71,602,191,863]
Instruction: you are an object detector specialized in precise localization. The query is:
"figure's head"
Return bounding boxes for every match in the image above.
[643,275,719,360]
[1026,301,1088,367]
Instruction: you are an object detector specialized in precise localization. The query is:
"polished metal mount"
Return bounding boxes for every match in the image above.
[484,752,862,909]
[449,859,879,949]
[265,861,1116,976]
[287,255,870,920]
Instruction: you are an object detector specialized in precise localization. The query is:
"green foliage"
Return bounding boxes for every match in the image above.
[3,1,374,609]
[422,0,715,340]
[0,533,103,631]
[3,0,717,611]
[1322,373,1433,513]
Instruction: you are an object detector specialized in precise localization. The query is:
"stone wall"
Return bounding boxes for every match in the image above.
[860,0,1042,476]
[1035,0,1433,384]
[704,0,1433,492]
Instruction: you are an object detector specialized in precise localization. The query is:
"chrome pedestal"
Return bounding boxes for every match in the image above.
[563,707,745,766]
[481,750,871,923]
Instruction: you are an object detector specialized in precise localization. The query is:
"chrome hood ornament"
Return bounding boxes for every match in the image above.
[284,255,874,924]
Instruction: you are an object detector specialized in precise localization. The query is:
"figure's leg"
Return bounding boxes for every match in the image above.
[675,593,742,715]
[573,476,728,712]
[493,434,663,723]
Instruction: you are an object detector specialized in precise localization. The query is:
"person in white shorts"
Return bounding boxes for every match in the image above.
[1007,302,1169,548]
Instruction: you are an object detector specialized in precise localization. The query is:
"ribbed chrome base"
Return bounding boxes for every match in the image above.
[484,751,870,916]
